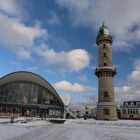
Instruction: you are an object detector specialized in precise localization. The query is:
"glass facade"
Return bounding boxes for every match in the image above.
[0,81,60,105]
[0,81,64,118]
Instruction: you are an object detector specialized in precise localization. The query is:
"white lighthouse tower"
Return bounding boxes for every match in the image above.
[95,23,118,120]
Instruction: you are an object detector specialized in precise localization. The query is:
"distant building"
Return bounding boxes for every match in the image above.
[84,106,96,119]
[0,71,64,118]
[120,101,140,120]
[69,106,96,119]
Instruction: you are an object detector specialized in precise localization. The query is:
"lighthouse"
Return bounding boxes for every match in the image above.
[95,23,118,120]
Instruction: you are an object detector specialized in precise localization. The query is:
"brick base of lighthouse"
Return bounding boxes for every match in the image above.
[96,103,118,120]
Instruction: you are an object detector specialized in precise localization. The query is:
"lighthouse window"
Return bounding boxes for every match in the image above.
[100,29,103,35]
[104,91,108,97]
[103,53,106,57]
[103,44,106,49]
[104,108,110,115]
[104,63,107,66]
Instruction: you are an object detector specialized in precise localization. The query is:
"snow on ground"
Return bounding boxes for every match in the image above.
[66,119,140,128]
[0,118,140,140]
[0,117,30,123]
[0,117,50,140]
[12,119,50,127]
[0,123,31,140]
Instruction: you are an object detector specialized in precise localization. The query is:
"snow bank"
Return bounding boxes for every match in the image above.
[65,119,140,128]
[12,120,50,127]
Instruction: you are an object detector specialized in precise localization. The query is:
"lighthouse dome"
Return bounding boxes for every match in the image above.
[98,22,109,36]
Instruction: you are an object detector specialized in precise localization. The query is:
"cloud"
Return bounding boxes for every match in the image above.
[26,66,38,72]
[77,74,88,82]
[11,61,21,69]
[11,61,20,66]
[114,59,140,104]
[0,1,47,59]
[128,70,140,83]
[0,0,27,18]
[0,14,47,59]
[115,85,140,105]
[36,46,90,72]
[0,0,18,15]
[47,12,61,26]
[57,0,140,51]
[0,1,89,72]
[50,36,71,51]
[128,59,140,83]
[54,80,94,92]
[0,1,90,73]
[115,86,132,95]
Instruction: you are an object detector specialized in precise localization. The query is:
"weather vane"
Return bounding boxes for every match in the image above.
[102,21,105,26]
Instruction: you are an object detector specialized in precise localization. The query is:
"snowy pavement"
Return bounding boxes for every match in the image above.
[0,118,140,140]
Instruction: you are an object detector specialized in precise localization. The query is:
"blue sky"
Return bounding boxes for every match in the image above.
[0,0,140,108]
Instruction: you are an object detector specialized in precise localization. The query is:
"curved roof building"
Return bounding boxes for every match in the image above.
[0,71,64,118]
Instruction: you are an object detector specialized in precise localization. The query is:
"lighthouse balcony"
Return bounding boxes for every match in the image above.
[95,67,116,77]
[97,102,116,106]
[96,35,112,45]
[97,66,116,70]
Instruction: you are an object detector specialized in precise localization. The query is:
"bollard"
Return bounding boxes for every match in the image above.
[10,114,14,123]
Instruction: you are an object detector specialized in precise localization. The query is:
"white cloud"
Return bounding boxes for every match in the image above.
[128,59,140,84]
[68,49,90,71]
[0,0,19,16]
[47,12,61,26]
[36,46,90,72]
[115,86,132,94]
[17,47,32,59]
[0,1,90,72]
[0,0,27,18]
[0,12,47,59]
[115,85,140,105]
[128,70,140,83]
[54,80,94,92]
[11,61,20,66]
[0,0,47,59]
[57,0,140,51]
[114,59,140,104]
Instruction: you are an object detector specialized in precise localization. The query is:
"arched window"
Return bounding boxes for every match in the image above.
[103,53,106,57]
[104,63,107,66]
[104,91,108,97]
[100,29,104,35]
[104,108,110,115]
